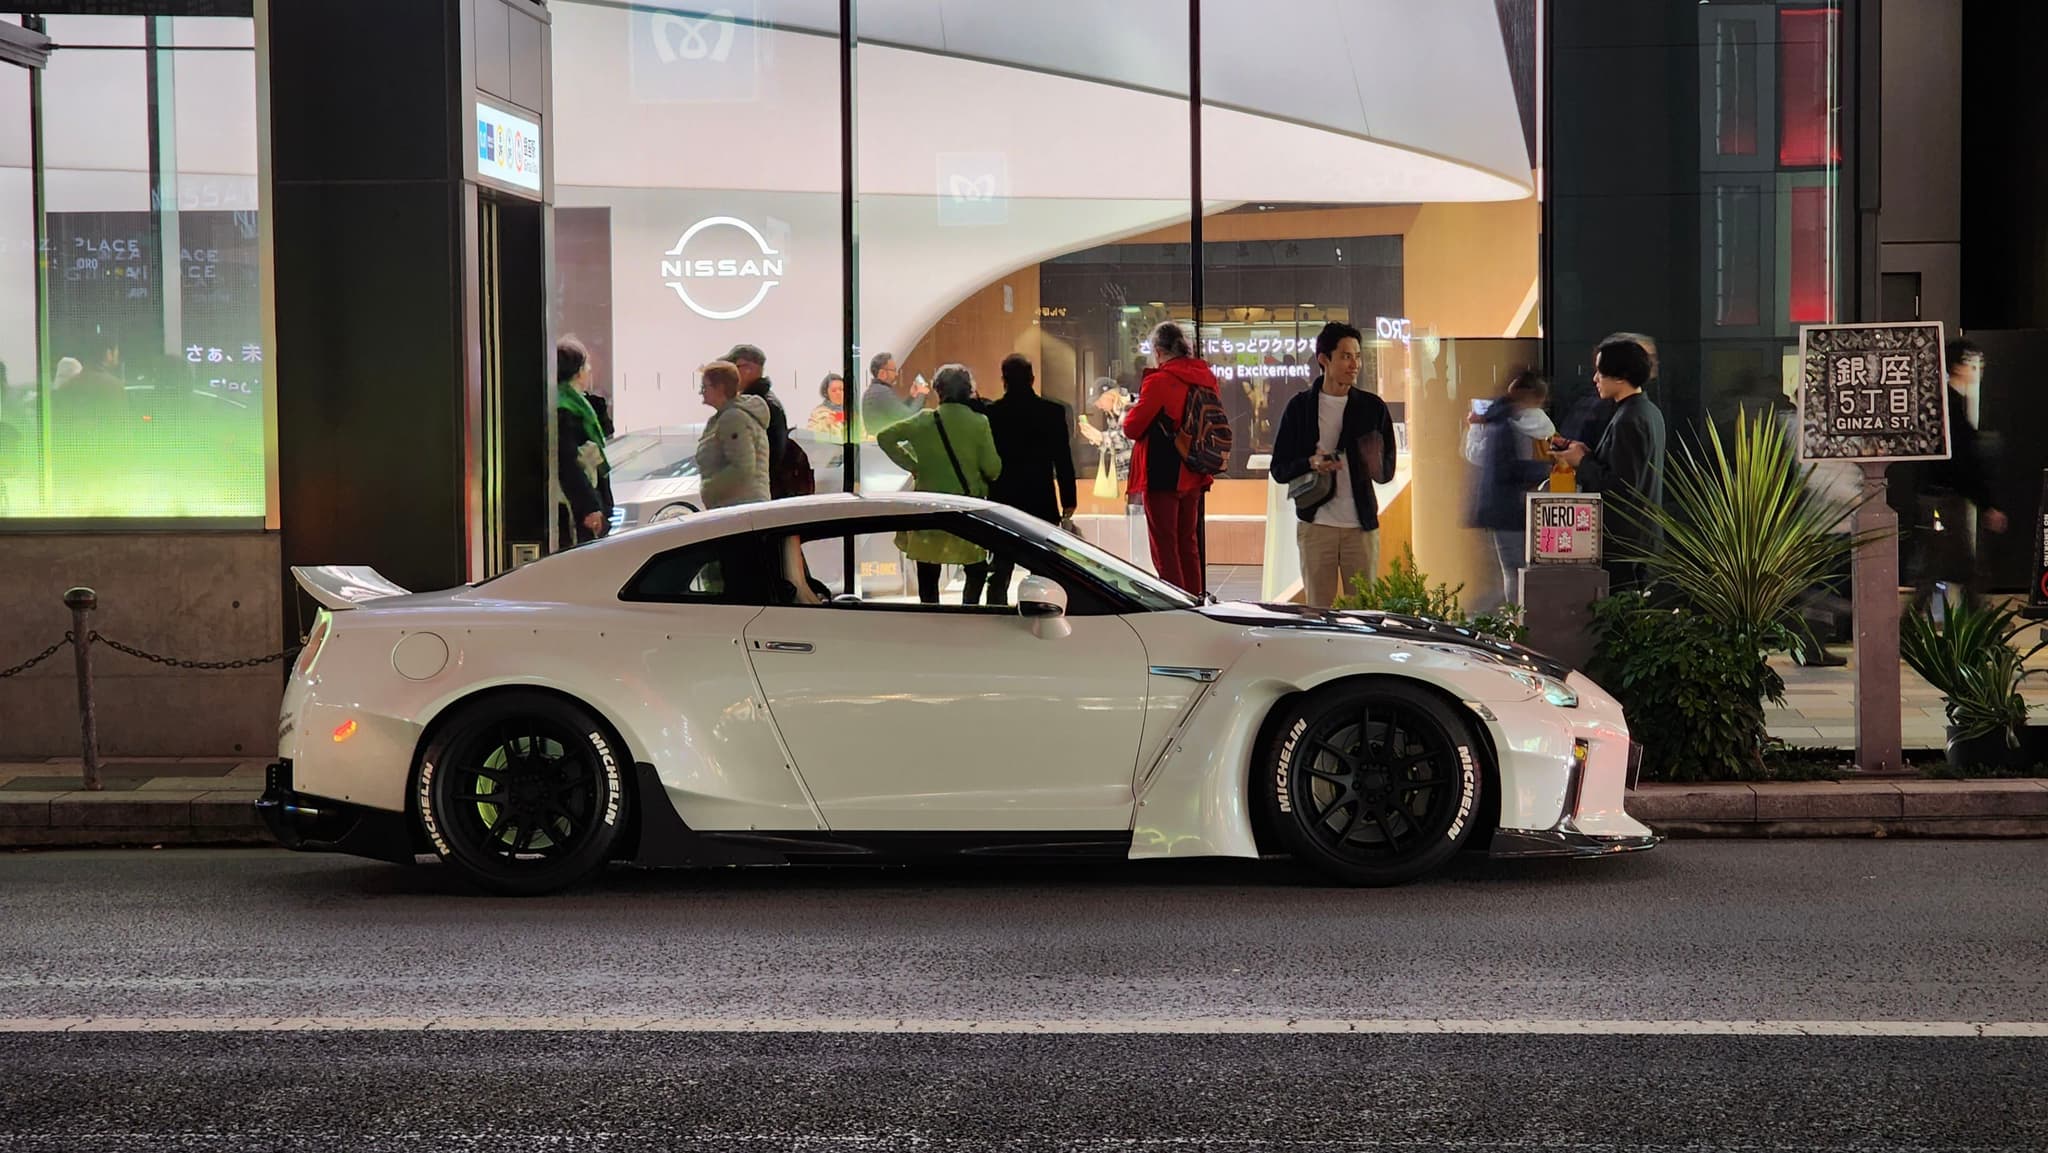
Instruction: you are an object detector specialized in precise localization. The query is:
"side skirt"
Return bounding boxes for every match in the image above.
[626,763,1134,867]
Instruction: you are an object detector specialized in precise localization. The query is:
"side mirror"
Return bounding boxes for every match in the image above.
[1016,576,1071,639]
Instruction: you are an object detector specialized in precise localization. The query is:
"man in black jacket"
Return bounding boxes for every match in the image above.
[982,354,1078,605]
[1269,322,1397,608]
[1557,338,1666,592]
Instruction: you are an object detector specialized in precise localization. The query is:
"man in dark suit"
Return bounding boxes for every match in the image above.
[982,353,1079,604]
[1557,337,1666,592]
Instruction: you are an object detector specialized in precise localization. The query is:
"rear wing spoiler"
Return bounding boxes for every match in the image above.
[290,565,413,610]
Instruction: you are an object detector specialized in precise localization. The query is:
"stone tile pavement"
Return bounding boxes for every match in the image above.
[0,758,267,846]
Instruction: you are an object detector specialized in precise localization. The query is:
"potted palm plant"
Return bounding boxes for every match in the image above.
[1900,597,2043,770]
[1595,409,1877,778]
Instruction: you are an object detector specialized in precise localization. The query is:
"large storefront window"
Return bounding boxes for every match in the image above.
[551,0,1540,605]
[0,14,264,522]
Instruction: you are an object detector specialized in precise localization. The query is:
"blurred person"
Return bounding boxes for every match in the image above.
[1269,322,1396,609]
[1123,321,1223,596]
[555,337,612,546]
[878,363,1002,604]
[1912,338,2008,615]
[983,353,1079,604]
[809,372,847,437]
[695,359,773,509]
[1556,338,1666,592]
[1468,370,1556,615]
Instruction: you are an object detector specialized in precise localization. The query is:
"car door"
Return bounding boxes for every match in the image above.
[742,512,1149,832]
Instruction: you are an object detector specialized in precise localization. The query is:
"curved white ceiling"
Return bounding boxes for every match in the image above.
[554,0,1532,203]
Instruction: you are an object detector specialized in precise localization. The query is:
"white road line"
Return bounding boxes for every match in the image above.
[0,1017,2044,1036]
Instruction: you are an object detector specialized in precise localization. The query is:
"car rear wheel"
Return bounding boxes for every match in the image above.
[415,692,631,896]
[1257,680,1484,886]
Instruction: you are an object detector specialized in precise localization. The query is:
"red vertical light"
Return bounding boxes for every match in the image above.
[1789,185,1830,323]
[1779,8,1839,167]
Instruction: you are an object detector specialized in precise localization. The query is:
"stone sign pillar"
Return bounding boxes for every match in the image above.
[1796,321,1953,773]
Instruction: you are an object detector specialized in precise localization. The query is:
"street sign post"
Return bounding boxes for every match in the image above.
[1796,321,1953,773]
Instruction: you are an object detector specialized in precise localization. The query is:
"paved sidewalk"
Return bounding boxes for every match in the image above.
[1768,653,2048,749]
[0,759,268,847]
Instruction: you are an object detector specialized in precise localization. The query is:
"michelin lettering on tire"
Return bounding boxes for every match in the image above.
[589,731,622,827]
[417,758,452,856]
[1273,718,1306,815]
[1447,745,1477,841]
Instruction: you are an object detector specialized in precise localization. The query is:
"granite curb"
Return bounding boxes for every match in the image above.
[1626,779,2048,838]
[4,780,2047,849]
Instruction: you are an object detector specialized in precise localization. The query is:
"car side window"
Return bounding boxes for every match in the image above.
[620,540,762,604]
[767,514,1115,615]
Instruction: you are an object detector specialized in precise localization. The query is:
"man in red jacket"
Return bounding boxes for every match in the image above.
[1123,321,1219,595]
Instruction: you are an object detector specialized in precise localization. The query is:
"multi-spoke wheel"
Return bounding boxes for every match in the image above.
[1257,680,1485,885]
[415,692,631,895]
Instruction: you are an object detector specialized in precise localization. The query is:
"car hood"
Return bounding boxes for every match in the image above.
[1197,602,1573,681]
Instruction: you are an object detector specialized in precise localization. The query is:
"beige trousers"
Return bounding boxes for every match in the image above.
[1297,522,1380,608]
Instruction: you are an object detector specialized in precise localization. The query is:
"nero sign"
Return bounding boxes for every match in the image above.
[1796,322,1951,463]
[1525,493,1602,566]
[2030,471,2048,617]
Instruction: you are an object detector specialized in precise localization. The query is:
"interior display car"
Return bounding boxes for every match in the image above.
[265,494,1655,895]
[606,425,912,532]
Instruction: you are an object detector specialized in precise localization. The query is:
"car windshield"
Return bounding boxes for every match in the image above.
[606,428,701,482]
[975,508,1199,612]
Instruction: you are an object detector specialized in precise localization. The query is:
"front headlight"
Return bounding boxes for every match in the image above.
[1510,670,1580,708]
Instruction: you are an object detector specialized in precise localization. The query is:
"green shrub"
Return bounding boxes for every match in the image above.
[1589,592,1782,781]
[1333,543,1530,643]
[1900,596,2040,743]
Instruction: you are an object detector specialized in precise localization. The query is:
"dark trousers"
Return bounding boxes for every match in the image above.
[1142,489,1204,595]
[916,561,990,605]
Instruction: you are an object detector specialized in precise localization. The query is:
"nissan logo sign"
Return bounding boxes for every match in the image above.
[660,216,784,321]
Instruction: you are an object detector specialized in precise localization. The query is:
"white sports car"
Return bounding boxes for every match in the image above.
[262,493,1654,895]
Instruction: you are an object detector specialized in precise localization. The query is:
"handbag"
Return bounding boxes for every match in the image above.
[1092,448,1120,500]
[1287,467,1334,511]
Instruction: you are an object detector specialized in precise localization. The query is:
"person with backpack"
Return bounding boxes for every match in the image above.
[1122,321,1231,596]
[877,364,1003,604]
[1269,321,1396,608]
[724,342,814,498]
[695,360,773,509]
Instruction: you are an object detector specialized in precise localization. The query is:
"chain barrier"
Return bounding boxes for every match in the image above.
[0,633,73,680]
[89,631,302,672]
[0,632,300,677]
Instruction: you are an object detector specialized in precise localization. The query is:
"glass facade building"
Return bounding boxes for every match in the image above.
[0,13,263,522]
[0,1,1855,607]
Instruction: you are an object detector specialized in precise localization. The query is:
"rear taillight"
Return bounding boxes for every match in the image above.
[294,612,332,678]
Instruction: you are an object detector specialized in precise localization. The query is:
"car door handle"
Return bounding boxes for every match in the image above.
[753,640,814,654]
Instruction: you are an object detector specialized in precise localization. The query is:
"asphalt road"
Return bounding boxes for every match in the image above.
[1,842,2045,1150]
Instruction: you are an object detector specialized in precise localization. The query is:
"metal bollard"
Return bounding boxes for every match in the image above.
[64,587,102,792]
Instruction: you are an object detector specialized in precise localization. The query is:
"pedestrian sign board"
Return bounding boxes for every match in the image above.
[1525,492,1602,566]
[1796,322,1952,463]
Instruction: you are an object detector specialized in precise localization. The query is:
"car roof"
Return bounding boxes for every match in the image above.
[453,493,1008,604]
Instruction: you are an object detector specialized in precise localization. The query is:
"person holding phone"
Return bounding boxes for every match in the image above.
[1269,321,1397,608]
[1554,338,1666,591]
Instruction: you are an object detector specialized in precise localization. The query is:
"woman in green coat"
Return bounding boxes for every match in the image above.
[876,363,1003,604]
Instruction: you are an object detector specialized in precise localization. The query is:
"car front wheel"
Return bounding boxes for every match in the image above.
[415,691,631,896]
[1258,680,1485,885]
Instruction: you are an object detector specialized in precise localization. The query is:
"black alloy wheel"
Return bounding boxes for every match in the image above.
[416,691,630,895]
[1258,680,1484,885]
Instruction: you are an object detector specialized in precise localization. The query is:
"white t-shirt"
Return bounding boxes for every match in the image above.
[1312,390,1360,528]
